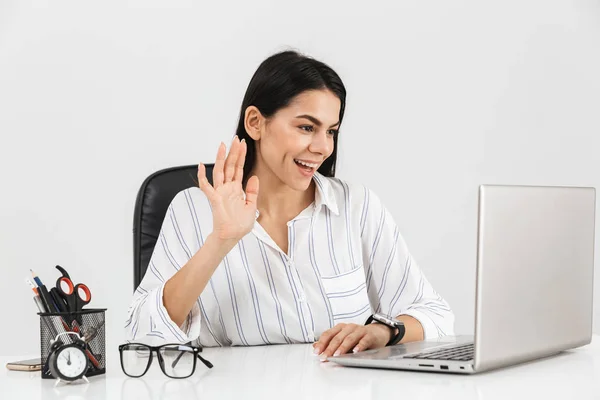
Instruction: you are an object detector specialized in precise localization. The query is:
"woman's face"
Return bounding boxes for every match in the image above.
[254,89,341,191]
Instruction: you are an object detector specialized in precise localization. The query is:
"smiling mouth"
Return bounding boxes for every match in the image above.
[294,159,319,170]
[294,160,318,174]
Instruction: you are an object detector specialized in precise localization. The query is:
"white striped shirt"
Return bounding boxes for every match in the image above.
[124,172,455,346]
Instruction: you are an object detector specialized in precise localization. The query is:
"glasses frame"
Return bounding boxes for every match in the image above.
[118,342,213,379]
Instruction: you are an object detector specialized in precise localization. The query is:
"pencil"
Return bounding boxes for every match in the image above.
[30,269,43,287]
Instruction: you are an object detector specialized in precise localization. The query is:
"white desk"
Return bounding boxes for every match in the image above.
[2,336,599,400]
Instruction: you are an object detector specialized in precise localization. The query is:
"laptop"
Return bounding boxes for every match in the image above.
[328,184,596,374]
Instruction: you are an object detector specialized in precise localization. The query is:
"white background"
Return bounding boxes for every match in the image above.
[1,0,599,356]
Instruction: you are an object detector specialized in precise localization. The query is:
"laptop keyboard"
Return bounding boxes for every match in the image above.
[403,343,474,361]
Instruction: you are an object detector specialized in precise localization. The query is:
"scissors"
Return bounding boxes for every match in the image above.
[54,265,92,326]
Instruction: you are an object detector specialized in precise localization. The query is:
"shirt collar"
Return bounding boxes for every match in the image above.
[313,171,339,216]
[251,171,339,219]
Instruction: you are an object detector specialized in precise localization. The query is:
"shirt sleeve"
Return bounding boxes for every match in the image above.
[358,186,455,339]
[124,189,202,345]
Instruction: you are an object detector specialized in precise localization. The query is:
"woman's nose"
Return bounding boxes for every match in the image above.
[309,130,332,155]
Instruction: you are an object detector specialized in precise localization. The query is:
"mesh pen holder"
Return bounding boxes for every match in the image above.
[39,308,107,379]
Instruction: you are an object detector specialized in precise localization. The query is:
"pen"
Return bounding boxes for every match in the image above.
[27,280,58,338]
[49,288,67,313]
[25,279,39,296]
[33,295,57,337]
[30,269,57,313]
[33,295,45,313]
[26,277,48,312]
[26,278,46,312]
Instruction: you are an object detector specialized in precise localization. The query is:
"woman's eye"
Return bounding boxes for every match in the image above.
[300,125,314,132]
[327,129,338,136]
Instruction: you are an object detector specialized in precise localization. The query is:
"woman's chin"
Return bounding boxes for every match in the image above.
[287,175,313,191]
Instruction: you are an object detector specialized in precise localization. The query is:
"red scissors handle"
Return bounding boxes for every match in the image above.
[57,276,74,296]
[74,283,92,307]
[56,270,92,312]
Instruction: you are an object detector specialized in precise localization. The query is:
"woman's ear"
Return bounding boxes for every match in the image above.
[244,106,263,141]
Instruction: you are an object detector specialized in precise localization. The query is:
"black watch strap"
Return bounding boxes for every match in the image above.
[365,314,406,346]
[386,323,405,346]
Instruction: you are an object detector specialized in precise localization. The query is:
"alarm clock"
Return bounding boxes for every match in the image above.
[48,332,90,383]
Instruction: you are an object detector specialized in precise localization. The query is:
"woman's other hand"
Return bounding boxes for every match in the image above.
[197,136,259,243]
[312,323,392,360]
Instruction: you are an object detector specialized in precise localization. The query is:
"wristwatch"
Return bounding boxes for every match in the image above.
[365,313,406,346]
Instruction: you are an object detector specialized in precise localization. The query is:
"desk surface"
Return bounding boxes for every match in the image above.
[1,336,599,400]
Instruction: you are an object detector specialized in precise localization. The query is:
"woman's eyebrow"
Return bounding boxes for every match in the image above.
[295,114,340,128]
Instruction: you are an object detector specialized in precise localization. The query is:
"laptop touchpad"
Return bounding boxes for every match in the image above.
[342,337,459,360]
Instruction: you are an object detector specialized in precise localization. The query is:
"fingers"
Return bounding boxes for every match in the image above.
[214,137,243,188]
[244,175,259,208]
[197,163,217,201]
[353,335,373,354]
[224,136,240,183]
[320,324,359,358]
[313,324,345,356]
[213,142,226,189]
[233,138,247,183]
[314,324,381,360]
[333,327,371,356]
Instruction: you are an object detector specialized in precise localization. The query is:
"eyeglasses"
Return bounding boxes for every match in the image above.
[118,343,213,379]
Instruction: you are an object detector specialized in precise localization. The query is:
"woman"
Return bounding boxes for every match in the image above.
[125,50,454,360]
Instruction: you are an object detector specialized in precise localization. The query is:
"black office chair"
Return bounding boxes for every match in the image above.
[132,164,214,291]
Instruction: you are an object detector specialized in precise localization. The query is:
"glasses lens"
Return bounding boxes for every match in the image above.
[159,345,195,378]
[121,344,152,377]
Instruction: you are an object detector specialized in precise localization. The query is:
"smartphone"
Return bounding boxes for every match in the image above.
[5,358,42,371]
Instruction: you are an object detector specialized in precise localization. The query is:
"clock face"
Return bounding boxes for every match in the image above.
[55,346,88,379]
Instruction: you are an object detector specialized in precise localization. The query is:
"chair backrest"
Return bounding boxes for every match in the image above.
[132,164,214,291]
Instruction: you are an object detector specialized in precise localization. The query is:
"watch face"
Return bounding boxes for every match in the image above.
[55,346,88,379]
[374,314,396,325]
[373,314,401,326]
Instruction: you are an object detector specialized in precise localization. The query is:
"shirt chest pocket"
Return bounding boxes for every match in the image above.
[320,265,372,325]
